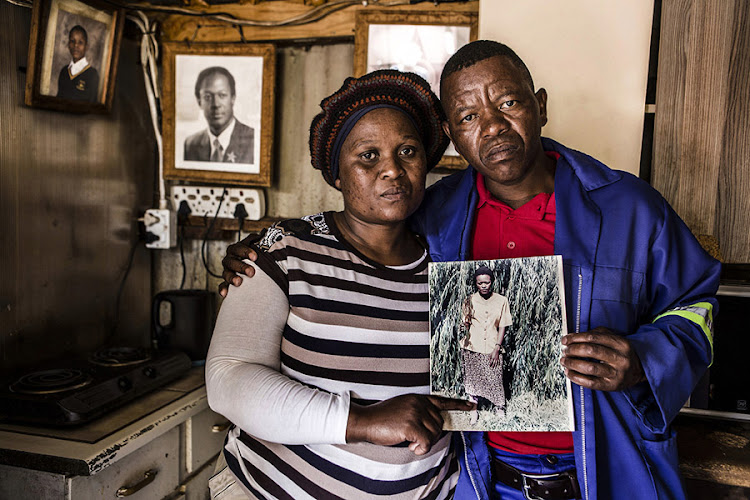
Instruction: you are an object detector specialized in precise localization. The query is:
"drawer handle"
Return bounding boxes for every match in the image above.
[116,469,158,497]
[212,421,231,433]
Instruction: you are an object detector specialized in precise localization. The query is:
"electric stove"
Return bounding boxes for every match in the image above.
[0,347,191,427]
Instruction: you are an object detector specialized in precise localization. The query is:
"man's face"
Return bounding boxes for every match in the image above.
[476,274,492,296]
[197,74,236,135]
[68,31,87,63]
[441,55,548,187]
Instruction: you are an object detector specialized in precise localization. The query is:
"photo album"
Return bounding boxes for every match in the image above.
[429,256,574,432]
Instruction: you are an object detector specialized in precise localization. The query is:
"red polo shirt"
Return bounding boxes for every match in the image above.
[471,152,574,455]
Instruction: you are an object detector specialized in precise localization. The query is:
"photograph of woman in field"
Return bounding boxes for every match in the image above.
[460,265,512,424]
[429,256,574,432]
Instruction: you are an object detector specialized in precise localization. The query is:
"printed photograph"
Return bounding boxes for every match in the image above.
[429,256,574,432]
[353,10,477,169]
[174,55,262,174]
[25,0,123,112]
[162,43,275,186]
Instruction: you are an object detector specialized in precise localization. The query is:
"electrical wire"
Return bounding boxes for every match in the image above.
[4,0,31,8]
[127,12,167,210]
[93,0,412,28]
[201,188,227,279]
[178,224,187,289]
[109,237,142,342]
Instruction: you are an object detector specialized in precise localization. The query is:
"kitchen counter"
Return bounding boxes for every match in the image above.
[0,367,227,500]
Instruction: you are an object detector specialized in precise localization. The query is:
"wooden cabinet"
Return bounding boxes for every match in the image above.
[652,0,750,263]
[0,369,227,500]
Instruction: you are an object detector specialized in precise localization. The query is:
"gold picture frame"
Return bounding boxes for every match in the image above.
[162,43,276,187]
[354,9,478,170]
[24,0,124,113]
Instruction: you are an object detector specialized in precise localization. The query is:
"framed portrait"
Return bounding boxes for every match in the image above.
[354,10,478,169]
[162,43,276,187]
[24,0,124,113]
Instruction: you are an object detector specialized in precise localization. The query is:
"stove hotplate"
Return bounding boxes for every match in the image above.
[0,347,191,427]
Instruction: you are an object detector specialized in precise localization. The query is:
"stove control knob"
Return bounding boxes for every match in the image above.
[143,366,157,379]
[118,376,133,392]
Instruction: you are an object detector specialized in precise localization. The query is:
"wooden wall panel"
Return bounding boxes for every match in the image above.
[160,1,478,43]
[0,3,156,376]
[717,4,750,264]
[652,0,750,262]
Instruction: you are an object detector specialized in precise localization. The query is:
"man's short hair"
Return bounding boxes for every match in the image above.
[69,25,88,44]
[194,66,236,99]
[441,40,535,92]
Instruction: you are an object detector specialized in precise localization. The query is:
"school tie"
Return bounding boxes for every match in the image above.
[211,138,224,162]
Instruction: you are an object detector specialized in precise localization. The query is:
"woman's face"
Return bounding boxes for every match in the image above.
[335,108,428,225]
[476,274,493,296]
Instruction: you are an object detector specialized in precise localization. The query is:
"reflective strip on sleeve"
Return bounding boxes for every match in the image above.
[653,302,714,364]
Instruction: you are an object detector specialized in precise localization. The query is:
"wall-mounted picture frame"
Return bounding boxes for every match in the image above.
[354,10,478,170]
[24,0,124,113]
[162,43,275,187]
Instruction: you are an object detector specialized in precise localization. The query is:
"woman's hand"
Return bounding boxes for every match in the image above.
[490,346,502,368]
[346,395,475,455]
[219,237,259,297]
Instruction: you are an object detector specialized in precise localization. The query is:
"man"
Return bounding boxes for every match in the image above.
[461,265,512,422]
[220,41,719,500]
[184,66,255,164]
[57,25,99,102]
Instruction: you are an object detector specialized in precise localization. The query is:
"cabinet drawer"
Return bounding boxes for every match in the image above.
[187,408,228,472]
[69,426,180,499]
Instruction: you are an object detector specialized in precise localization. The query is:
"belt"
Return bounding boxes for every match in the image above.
[491,456,581,500]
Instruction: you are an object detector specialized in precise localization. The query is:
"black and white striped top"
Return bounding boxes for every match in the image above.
[218,212,457,499]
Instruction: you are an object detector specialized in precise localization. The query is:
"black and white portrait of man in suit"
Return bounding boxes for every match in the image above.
[175,55,263,174]
[184,66,254,164]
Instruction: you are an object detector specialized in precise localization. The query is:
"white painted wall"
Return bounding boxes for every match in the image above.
[478,0,654,175]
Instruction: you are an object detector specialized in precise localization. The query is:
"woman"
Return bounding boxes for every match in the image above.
[461,265,512,422]
[206,70,473,499]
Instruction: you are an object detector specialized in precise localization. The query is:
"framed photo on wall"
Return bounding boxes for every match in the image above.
[162,43,275,187]
[24,0,124,113]
[354,10,478,170]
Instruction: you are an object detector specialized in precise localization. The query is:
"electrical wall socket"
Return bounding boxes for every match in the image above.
[170,185,266,220]
[144,209,177,249]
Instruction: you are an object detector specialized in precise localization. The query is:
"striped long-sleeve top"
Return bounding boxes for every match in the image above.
[206,212,458,499]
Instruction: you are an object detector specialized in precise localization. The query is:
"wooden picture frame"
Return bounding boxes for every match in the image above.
[162,43,275,187]
[24,0,124,113]
[354,10,478,170]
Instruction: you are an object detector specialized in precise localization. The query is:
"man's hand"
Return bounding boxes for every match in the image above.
[560,327,646,391]
[346,395,475,455]
[219,237,259,297]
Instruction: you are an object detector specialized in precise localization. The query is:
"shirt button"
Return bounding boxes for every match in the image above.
[507,214,516,221]
[507,241,516,249]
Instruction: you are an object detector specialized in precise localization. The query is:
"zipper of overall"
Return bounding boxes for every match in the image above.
[576,271,590,500]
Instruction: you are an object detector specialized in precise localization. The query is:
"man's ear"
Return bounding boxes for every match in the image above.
[535,88,549,127]
[442,121,458,151]
[334,178,341,190]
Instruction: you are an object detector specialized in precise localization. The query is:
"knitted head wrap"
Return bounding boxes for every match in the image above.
[309,70,449,188]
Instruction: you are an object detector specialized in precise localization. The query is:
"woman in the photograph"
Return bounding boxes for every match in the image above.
[461,265,513,421]
[205,70,473,499]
